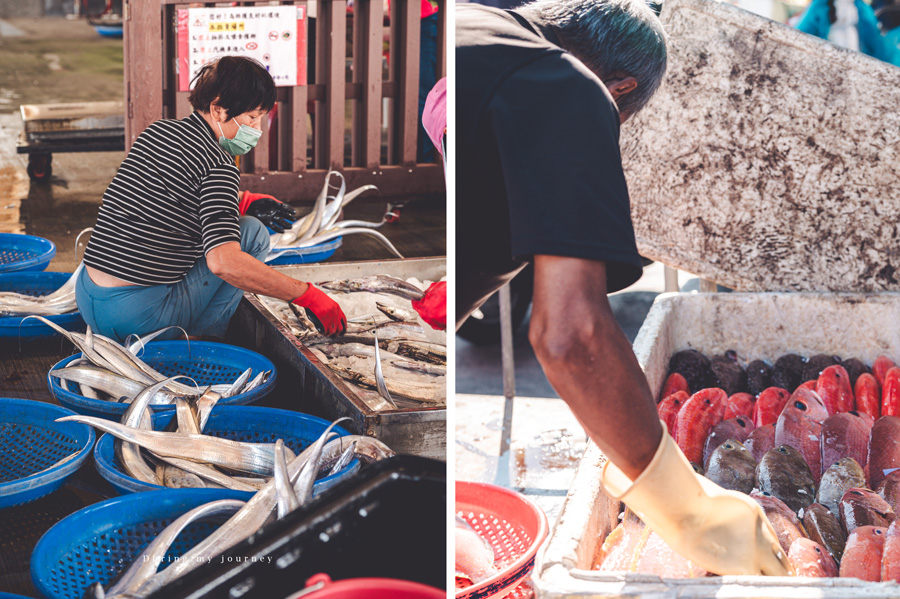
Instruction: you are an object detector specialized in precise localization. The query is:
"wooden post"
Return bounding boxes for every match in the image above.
[314,0,347,170]
[351,0,384,169]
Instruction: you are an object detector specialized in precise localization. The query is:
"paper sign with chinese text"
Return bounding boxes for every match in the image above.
[177,6,307,91]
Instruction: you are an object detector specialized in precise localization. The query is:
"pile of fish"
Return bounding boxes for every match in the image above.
[594,349,900,580]
[70,418,395,598]
[266,171,403,261]
[259,274,446,410]
[0,263,81,316]
[39,320,270,405]
[0,229,93,317]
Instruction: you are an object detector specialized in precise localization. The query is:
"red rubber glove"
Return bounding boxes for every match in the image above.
[411,281,446,331]
[238,191,297,233]
[292,285,347,335]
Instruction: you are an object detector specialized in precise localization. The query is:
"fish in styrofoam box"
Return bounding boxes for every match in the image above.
[536,292,900,597]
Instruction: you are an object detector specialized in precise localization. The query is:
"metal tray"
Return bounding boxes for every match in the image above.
[536,291,900,598]
[234,257,446,460]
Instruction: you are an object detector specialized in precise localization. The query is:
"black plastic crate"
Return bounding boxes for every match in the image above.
[147,455,447,599]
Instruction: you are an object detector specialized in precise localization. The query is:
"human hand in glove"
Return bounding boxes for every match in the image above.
[292,285,347,336]
[411,281,446,330]
[601,427,792,576]
[239,191,297,233]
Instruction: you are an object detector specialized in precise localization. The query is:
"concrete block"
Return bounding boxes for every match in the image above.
[623,0,900,292]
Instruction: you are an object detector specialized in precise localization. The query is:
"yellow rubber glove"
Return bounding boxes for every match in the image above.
[601,428,792,576]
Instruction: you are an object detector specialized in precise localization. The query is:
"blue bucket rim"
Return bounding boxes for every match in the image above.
[0,398,95,498]
[92,405,359,496]
[47,340,277,416]
[0,233,56,272]
[31,488,249,599]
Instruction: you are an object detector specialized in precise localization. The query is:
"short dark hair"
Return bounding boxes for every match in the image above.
[189,56,276,119]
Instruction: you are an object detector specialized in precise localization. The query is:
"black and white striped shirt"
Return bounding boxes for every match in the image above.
[84,112,242,285]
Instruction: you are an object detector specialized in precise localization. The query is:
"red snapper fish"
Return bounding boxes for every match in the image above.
[675,388,726,466]
[788,538,839,577]
[839,525,887,581]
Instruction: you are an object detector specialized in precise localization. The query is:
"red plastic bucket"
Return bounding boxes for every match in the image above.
[294,573,446,598]
[455,481,549,599]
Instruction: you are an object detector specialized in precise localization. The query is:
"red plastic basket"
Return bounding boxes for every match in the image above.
[297,573,445,598]
[455,481,549,599]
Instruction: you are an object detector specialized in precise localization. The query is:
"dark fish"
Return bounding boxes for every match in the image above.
[751,491,808,554]
[839,488,896,536]
[802,354,841,385]
[703,416,754,467]
[775,395,824,483]
[818,457,867,520]
[690,462,705,476]
[668,350,712,395]
[839,525,887,581]
[705,439,757,494]
[744,423,776,463]
[876,470,900,515]
[757,445,817,514]
[841,358,869,387]
[821,412,873,476]
[709,353,746,396]
[772,353,805,394]
[803,502,847,563]
[788,537,839,577]
[746,359,772,396]
[868,415,900,489]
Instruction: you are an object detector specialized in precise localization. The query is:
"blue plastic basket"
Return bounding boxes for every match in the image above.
[47,341,277,420]
[0,272,85,338]
[0,234,55,273]
[267,236,342,266]
[93,405,360,497]
[0,398,95,509]
[31,488,248,599]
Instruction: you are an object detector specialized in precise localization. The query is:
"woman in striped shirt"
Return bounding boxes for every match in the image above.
[77,56,346,342]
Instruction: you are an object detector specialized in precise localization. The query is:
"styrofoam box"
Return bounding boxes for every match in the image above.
[535,292,900,598]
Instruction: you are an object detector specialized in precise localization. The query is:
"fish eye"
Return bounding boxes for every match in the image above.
[777,447,787,453]
[851,490,863,496]
[849,410,859,416]
[737,417,748,427]
[724,443,733,449]
[814,547,821,553]
[794,401,807,410]
[876,529,884,535]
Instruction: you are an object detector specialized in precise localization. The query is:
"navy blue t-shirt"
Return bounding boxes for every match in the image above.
[456,4,643,327]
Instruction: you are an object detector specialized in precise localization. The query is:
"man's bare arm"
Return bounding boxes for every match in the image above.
[529,254,662,480]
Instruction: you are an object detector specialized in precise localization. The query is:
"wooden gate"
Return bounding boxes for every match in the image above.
[123,0,446,200]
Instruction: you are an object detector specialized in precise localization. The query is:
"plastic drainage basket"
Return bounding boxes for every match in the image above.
[455,481,549,599]
[0,272,84,338]
[144,456,446,599]
[31,488,249,599]
[93,405,360,497]
[47,341,277,419]
[0,233,55,273]
[266,236,342,266]
[0,398,95,509]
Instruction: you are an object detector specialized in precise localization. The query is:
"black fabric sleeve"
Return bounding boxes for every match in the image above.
[489,52,644,293]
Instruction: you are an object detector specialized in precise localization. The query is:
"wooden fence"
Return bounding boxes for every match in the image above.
[123,0,446,200]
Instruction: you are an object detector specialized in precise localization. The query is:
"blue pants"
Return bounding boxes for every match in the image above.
[75,217,270,343]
